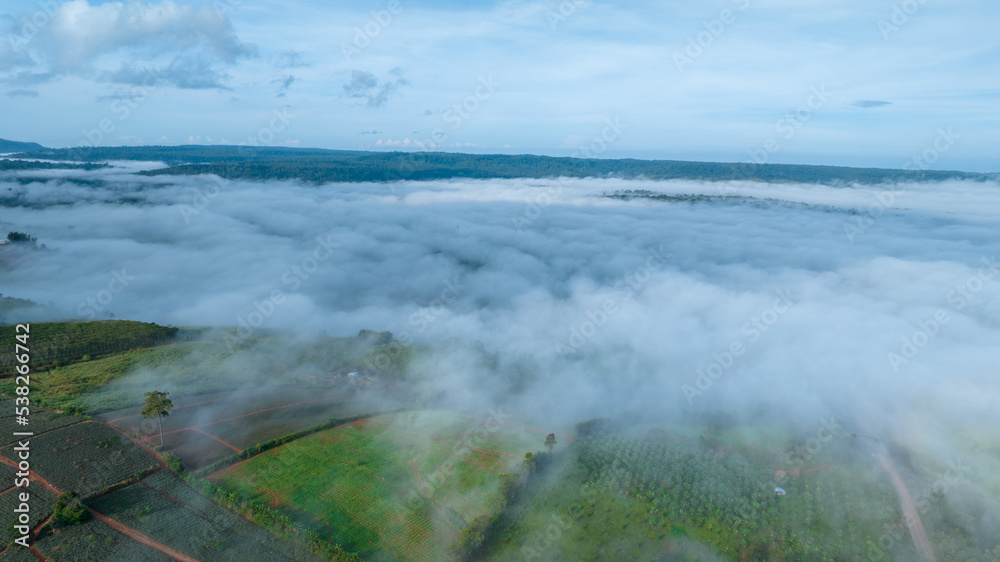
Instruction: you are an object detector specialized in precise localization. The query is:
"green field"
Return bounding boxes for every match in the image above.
[209,410,568,561]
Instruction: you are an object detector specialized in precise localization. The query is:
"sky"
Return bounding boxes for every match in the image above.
[1,0,999,171]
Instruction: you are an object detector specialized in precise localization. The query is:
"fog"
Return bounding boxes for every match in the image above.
[2,164,1000,447]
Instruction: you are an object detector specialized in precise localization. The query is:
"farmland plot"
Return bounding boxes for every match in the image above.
[210,410,568,561]
[0,547,38,561]
[157,429,236,472]
[90,472,320,561]
[140,470,319,560]
[0,461,15,485]
[0,485,55,534]
[7,422,158,497]
[34,516,174,562]
[0,409,85,446]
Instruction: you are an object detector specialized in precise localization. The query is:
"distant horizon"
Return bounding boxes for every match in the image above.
[5,137,997,175]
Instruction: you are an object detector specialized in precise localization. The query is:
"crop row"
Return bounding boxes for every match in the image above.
[35,515,174,562]
[90,478,305,561]
[140,470,313,559]
[10,422,158,498]
[0,409,84,447]
[0,545,38,561]
[0,485,56,538]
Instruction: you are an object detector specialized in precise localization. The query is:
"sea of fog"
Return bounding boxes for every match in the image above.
[2,165,1000,459]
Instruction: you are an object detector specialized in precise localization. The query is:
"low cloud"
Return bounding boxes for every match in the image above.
[343,68,409,107]
[5,89,38,97]
[852,100,893,108]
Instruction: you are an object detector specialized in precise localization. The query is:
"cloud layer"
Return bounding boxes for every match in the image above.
[2,167,998,430]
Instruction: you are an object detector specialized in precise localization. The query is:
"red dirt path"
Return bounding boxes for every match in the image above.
[876,448,937,562]
[188,427,240,452]
[88,507,201,562]
[0,453,195,562]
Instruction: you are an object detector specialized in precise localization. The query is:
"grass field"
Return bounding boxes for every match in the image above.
[209,410,570,561]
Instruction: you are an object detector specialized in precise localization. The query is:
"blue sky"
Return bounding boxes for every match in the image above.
[1,0,998,171]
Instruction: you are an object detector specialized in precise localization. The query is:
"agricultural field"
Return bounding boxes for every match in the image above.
[476,420,1000,562]
[0,321,178,377]
[0,409,85,446]
[209,409,570,561]
[89,470,320,561]
[3,341,243,414]
[3,421,158,498]
[0,486,56,533]
[0,547,38,561]
[100,385,392,471]
[32,515,174,562]
[4,329,419,416]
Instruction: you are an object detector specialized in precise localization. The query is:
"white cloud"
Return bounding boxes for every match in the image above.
[1,0,255,88]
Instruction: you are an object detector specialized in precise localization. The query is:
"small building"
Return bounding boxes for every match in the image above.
[774,487,786,496]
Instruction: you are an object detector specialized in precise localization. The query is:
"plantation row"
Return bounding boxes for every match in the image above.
[0,321,179,377]
[32,513,175,562]
[1,422,158,498]
[576,434,781,537]
[568,425,926,560]
[0,410,84,447]
[90,473,311,561]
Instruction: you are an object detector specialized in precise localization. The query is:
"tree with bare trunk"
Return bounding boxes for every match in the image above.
[142,390,173,448]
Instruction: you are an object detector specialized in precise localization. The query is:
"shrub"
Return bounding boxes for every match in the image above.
[52,492,88,526]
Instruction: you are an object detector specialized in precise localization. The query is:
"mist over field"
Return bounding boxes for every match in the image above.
[3,166,1000,441]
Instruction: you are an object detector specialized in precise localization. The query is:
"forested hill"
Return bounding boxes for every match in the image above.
[13,144,998,185]
[0,138,45,152]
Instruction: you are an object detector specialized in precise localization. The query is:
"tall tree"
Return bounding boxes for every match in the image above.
[544,432,557,453]
[142,390,173,447]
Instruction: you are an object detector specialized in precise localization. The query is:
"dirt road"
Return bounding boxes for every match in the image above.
[875,446,937,562]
